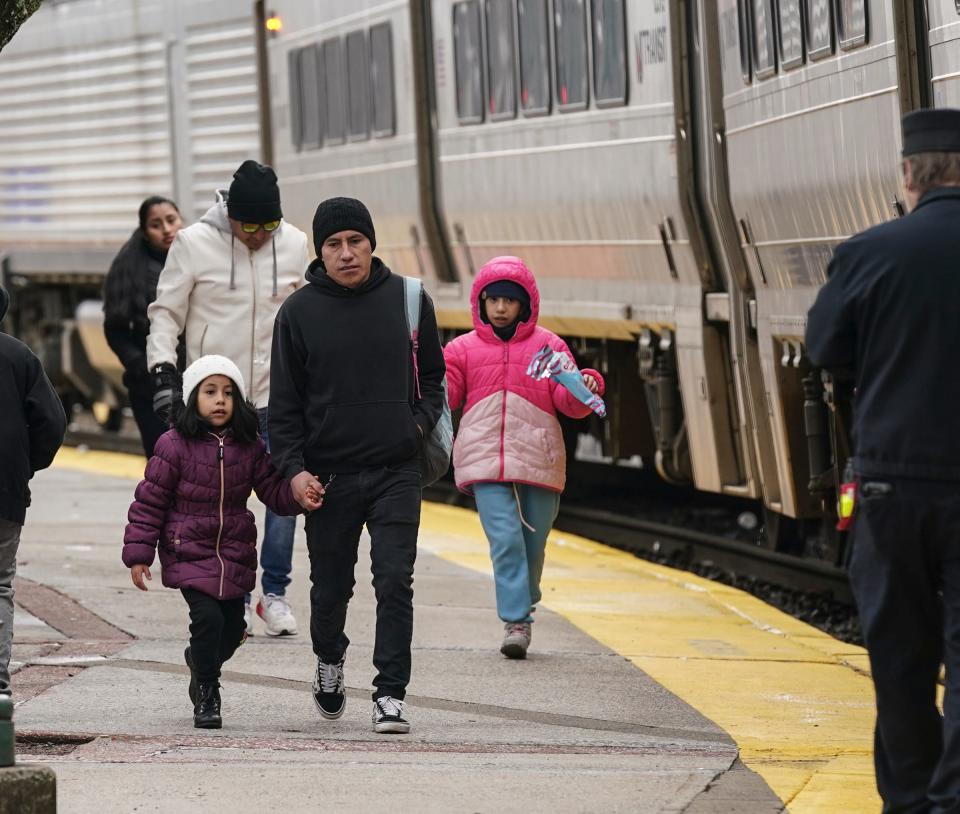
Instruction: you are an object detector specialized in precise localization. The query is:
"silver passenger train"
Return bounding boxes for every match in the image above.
[1,0,955,558]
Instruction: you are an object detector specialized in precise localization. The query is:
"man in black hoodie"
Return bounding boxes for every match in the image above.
[270,197,445,734]
[0,285,67,695]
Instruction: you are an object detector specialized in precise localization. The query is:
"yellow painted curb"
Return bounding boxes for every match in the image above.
[54,447,879,812]
[417,502,879,814]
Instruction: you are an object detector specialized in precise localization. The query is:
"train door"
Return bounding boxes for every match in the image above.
[667,0,764,502]
[926,1,960,106]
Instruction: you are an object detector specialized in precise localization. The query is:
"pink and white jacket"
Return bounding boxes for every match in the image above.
[444,257,605,493]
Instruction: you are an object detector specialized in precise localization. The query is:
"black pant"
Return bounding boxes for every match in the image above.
[851,476,960,814]
[127,379,167,458]
[181,588,246,683]
[305,464,421,700]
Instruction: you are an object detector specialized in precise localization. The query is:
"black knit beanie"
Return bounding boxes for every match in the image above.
[227,160,282,223]
[312,197,376,253]
[482,279,530,308]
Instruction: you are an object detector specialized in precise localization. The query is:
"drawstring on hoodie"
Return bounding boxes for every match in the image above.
[513,483,536,532]
[230,233,236,290]
[272,237,278,297]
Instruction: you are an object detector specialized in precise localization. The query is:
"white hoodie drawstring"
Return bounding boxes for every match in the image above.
[230,233,236,290]
[272,237,278,297]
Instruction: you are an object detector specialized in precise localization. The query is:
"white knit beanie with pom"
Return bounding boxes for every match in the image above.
[181,354,246,404]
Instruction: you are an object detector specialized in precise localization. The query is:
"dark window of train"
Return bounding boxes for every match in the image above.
[299,45,324,150]
[837,0,867,49]
[518,0,550,115]
[370,23,396,137]
[750,0,776,79]
[322,38,346,145]
[777,0,803,69]
[288,48,304,150]
[346,31,370,140]
[737,0,752,82]
[805,0,833,60]
[555,0,589,110]
[453,1,484,123]
[486,0,517,120]
[592,0,627,106]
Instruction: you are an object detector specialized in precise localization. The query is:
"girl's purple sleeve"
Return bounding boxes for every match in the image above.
[252,439,302,516]
[122,434,180,567]
[546,337,606,419]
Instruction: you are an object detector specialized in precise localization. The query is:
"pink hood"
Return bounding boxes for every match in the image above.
[444,257,604,492]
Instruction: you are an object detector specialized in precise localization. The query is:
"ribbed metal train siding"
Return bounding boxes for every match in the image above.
[0,38,172,245]
[185,18,261,219]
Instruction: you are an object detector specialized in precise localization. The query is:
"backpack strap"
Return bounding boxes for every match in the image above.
[402,276,423,399]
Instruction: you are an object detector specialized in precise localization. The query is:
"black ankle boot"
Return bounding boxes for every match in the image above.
[194,682,222,729]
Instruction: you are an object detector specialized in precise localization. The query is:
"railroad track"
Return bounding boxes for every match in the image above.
[67,426,854,607]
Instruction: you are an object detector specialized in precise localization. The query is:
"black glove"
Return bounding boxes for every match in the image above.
[152,363,182,423]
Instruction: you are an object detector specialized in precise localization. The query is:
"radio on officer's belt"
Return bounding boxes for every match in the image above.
[836,460,856,531]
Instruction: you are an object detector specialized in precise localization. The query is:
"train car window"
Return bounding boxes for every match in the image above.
[751,0,777,79]
[555,0,589,110]
[347,31,371,140]
[777,0,803,69]
[370,23,396,137]
[486,0,517,120]
[288,48,304,151]
[299,45,324,150]
[322,38,347,145]
[837,0,867,48]
[592,0,627,106]
[805,0,833,59]
[518,0,550,115]
[737,0,752,82]
[454,1,485,123]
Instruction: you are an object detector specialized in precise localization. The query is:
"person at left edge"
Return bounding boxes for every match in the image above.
[147,160,310,639]
[0,284,67,697]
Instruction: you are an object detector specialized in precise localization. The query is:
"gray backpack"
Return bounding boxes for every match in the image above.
[402,276,453,486]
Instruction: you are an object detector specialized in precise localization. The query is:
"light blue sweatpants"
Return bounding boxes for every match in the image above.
[473,482,561,624]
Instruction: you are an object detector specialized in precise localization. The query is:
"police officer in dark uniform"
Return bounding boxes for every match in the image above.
[806,108,960,814]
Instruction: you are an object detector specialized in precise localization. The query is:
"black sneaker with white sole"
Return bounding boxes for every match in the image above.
[312,657,346,719]
[372,696,410,734]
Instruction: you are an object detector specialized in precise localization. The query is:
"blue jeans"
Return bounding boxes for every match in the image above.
[473,482,560,624]
[252,407,296,598]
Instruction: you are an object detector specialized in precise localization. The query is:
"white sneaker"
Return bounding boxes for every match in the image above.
[256,593,298,637]
[372,696,410,734]
[244,601,254,637]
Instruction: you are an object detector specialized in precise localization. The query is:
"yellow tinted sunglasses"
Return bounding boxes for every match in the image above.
[240,219,281,234]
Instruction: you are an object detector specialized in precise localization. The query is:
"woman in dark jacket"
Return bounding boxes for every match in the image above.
[103,196,183,456]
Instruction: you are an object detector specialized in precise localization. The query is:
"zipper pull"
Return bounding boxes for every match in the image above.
[218,439,224,461]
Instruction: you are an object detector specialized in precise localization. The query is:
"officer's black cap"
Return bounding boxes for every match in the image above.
[902,108,960,156]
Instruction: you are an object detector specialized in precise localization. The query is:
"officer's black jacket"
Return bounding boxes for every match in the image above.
[0,289,67,524]
[806,187,960,481]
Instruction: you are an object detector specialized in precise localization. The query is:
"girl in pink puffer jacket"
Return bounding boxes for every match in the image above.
[443,257,605,659]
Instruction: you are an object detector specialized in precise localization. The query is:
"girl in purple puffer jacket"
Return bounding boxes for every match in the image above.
[122,355,321,729]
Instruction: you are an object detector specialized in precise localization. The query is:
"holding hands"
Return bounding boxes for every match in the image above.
[291,471,325,512]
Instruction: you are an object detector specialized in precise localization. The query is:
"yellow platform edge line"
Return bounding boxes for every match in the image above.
[52,446,879,812]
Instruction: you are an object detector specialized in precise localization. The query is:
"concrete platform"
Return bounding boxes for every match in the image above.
[2,448,877,812]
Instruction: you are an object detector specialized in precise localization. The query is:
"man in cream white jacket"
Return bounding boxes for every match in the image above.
[147,159,309,638]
